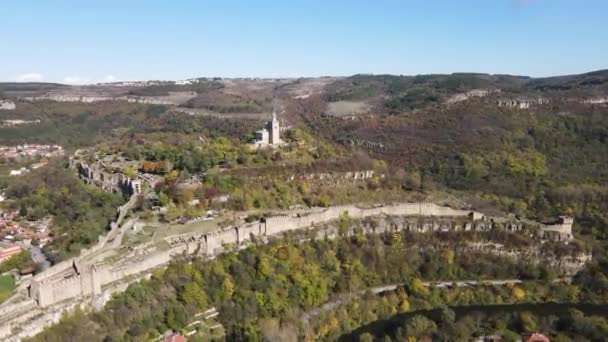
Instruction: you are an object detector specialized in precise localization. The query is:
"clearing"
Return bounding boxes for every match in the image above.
[0,275,16,303]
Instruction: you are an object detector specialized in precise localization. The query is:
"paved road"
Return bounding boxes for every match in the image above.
[371,277,571,294]
[108,218,136,250]
[17,242,51,271]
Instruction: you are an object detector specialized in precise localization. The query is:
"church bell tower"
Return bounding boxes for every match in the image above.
[269,107,280,145]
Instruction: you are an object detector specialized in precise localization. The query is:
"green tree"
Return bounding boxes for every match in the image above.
[180,282,207,309]
[403,315,437,339]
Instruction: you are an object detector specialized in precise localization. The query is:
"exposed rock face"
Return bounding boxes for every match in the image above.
[20,91,197,106]
[287,170,377,182]
[447,88,500,104]
[0,100,16,110]
[0,119,40,127]
[582,96,608,104]
[497,97,549,109]
[69,157,142,196]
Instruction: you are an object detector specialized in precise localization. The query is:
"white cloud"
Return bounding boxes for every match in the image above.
[96,75,118,84]
[16,73,44,82]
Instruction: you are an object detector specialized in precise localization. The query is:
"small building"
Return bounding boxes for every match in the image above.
[0,243,22,262]
[523,333,550,342]
[9,168,29,176]
[163,333,187,342]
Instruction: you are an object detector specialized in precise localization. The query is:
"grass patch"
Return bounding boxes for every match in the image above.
[0,274,16,303]
[154,219,219,240]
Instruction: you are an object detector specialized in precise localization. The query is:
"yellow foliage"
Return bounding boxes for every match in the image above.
[317,324,330,337]
[411,278,429,297]
[329,316,339,330]
[512,287,526,299]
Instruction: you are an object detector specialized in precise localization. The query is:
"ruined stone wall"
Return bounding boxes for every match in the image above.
[542,216,573,241]
[69,157,140,196]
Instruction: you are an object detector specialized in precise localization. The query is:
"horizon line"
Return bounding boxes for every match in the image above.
[2,68,608,86]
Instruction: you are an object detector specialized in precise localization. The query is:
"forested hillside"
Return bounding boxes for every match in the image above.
[1,70,607,341]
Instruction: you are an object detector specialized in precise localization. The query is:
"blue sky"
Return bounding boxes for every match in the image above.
[1,0,607,83]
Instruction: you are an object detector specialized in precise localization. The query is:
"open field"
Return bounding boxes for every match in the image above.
[326,100,372,116]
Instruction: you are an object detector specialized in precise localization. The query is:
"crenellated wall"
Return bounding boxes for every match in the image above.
[541,216,574,241]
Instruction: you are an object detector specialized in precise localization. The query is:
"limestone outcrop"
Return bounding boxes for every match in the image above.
[0,100,16,110]
[20,91,196,106]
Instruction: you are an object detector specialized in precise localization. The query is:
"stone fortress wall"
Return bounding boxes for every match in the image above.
[15,155,578,312]
[27,192,137,307]
[27,202,577,309]
[30,203,487,308]
[541,216,574,240]
[0,186,138,340]
[0,198,582,340]
[0,158,580,339]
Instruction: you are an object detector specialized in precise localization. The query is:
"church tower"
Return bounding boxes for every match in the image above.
[269,107,280,145]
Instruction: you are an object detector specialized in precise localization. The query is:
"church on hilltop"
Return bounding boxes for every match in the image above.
[252,108,282,149]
